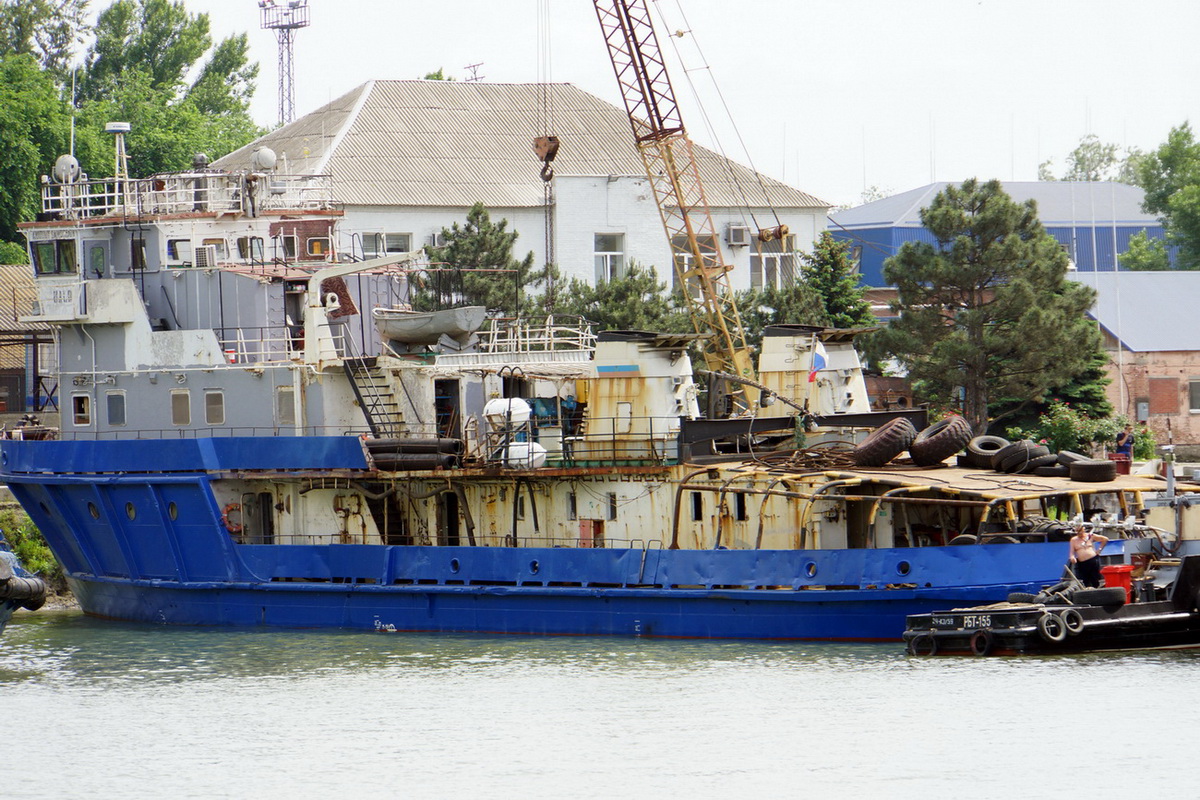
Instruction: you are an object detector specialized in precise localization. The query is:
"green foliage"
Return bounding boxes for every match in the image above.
[0,240,28,264]
[80,0,211,101]
[1038,134,1143,183]
[1134,123,1200,270]
[734,283,828,352]
[0,506,65,591]
[1004,401,1115,454]
[0,0,89,82]
[874,179,1103,434]
[422,202,547,316]
[1120,229,1172,271]
[1133,424,1156,460]
[799,231,874,329]
[0,53,71,243]
[550,261,686,332]
[988,350,1113,436]
[422,68,454,81]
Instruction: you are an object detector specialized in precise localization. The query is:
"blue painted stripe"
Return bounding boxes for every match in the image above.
[596,364,640,373]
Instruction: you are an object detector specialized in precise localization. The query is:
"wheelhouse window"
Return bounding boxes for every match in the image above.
[166,239,193,263]
[237,237,265,262]
[106,391,126,427]
[72,394,91,426]
[171,389,190,426]
[88,244,107,277]
[274,235,297,260]
[594,234,625,282]
[205,390,225,425]
[306,237,331,257]
[32,239,78,275]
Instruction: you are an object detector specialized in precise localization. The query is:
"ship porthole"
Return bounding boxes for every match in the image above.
[125,502,136,520]
[168,502,178,521]
[88,502,100,520]
[529,560,540,575]
[896,560,912,576]
[804,561,818,578]
[449,558,460,573]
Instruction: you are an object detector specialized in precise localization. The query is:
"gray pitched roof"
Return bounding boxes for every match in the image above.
[1075,271,1200,352]
[833,181,1158,228]
[213,80,827,210]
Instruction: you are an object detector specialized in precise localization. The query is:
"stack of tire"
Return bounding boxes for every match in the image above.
[961,436,1118,482]
[852,415,973,468]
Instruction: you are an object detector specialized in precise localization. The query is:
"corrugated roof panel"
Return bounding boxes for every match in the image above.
[215,81,828,211]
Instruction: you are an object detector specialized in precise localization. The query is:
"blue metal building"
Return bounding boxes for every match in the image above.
[830,182,1166,287]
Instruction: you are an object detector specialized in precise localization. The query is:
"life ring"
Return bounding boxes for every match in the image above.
[969,629,994,656]
[1061,607,1085,635]
[907,633,938,657]
[1037,612,1067,642]
[222,502,243,534]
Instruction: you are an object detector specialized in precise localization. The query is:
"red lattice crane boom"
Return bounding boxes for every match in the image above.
[593,0,756,415]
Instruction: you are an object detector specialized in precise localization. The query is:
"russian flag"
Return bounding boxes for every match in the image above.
[808,340,827,383]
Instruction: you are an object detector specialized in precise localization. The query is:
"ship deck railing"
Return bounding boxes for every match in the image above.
[40,172,336,220]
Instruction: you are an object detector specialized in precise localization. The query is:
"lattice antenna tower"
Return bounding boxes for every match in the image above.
[259,0,311,126]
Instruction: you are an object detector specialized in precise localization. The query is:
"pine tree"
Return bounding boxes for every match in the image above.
[799,231,874,329]
[550,262,684,332]
[422,202,546,317]
[874,179,1102,434]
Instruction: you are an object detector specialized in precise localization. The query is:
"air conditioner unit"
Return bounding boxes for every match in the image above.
[726,224,750,247]
[193,244,219,268]
[429,232,447,248]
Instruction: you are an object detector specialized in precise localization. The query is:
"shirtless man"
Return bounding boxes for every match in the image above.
[1068,524,1109,588]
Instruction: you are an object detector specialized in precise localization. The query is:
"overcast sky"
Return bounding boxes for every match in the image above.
[168,0,1200,208]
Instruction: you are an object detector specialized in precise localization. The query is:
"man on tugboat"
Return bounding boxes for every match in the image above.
[1068,523,1109,588]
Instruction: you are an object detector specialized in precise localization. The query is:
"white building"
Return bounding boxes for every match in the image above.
[213,80,829,293]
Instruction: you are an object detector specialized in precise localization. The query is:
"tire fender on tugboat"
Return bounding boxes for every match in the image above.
[969,629,994,656]
[1037,612,1067,642]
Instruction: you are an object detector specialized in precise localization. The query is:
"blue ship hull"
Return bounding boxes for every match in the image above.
[0,437,1076,640]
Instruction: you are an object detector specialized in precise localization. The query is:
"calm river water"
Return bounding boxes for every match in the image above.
[3,609,1200,798]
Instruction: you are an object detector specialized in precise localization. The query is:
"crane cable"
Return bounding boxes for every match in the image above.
[651,0,785,236]
[536,0,557,293]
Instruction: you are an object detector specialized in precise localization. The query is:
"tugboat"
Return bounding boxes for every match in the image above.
[0,536,48,635]
[904,547,1200,656]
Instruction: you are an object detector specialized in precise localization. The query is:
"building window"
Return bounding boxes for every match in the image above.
[205,390,225,425]
[750,236,796,290]
[276,386,296,426]
[1189,381,1200,413]
[594,233,625,282]
[106,391,126,426]
[273,235,297,260]
[670,235,718,298]
[363,233,413,258]
[306,237,331,257]
[72,394,91,426]
[171,389,190,426]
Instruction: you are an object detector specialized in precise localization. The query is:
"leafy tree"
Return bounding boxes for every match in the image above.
[1119,229,1171,271]
[0,0,89,83]
[1132,123,1200,270]
[80,0,210,101]
[422,68,455,81]
[0,240,28,264]
[874,179,1102,434]
[186,32,257,115]
[422,202,547,316]
[1038,134,1143,183]
[0,54,71,245]
[989,349,1112,437]
[800,231,874,329]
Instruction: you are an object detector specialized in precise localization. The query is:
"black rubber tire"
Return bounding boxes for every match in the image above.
[991,440,1033,471]
[999,442,1051,473]
[1038,612,1067,642]
[1057,450,1089,465]
[969,629,994,656]
[985,535,1021,544]
[909,415,973,467]
[1006,591,1038,603]
[1018,453,1061,473]
[948,534,978,545]
[907,633,938,656]
[964,435,1008,468]
[853,417,918,467]
[1033,464,1071,478]
[1069,459,1119,483]
[1073,586,1126,607]
[1061,607,1085,635]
